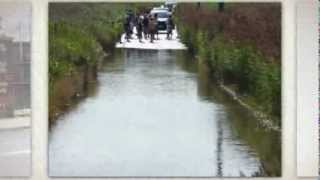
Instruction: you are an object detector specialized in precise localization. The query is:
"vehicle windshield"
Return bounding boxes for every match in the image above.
[153,12,168,18]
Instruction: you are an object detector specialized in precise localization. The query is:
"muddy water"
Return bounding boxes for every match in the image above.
[49,49,281,177]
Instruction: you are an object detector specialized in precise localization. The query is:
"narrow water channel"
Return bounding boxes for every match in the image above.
[49,49,280,177]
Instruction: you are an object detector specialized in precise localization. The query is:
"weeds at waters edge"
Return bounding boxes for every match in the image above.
[48,4,124,121]
[178,27,281,128]
[175,3,281,127]
[48,3,161,121]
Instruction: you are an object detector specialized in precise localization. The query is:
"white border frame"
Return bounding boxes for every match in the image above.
[0,0,316,179]
[296,0,319,177]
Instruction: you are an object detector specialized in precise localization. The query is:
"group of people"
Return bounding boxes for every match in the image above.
[122,10,175,43]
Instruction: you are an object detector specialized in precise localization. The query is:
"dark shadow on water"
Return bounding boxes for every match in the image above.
[216,118,223,177]
[175,50,281,176]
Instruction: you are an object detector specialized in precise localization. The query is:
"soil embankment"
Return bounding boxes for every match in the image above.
[49,66,97,120]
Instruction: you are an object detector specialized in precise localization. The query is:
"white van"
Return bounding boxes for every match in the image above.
[150,7,170,32]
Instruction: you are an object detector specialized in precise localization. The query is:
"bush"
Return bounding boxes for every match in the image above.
[209,36,281,122]
[178,23,281,122]
[197,31,211,61]
[48,3,130,84]
[49,22,104,82]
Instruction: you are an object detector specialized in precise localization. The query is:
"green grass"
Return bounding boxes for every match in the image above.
[48,3,162,99]
[175,3,281,125]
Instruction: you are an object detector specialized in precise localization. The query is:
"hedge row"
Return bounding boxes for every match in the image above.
[175,3,281,125]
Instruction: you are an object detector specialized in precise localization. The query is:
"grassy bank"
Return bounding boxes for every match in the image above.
[175,3,281,127]
[49,3,158,121]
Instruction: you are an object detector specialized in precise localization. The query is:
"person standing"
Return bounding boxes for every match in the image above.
[136,15,144,43]
[148,15,157,43]
[123,14,131,42]
[142,13,149,40]
[128,11,134,39]
[166,15,175,40]
[154,13,159,40]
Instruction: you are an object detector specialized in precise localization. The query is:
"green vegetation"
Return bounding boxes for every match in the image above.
[175,3,281,126]
[49,3,125,86]
[49,3,160,85]
[49,3,158,120]
[49,3,124,120]
[49,22,104,82]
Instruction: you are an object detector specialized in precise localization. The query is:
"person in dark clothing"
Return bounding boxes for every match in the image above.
[136,15,144,43]
[129,16,135,39]
[126,10,134,39]
[123,14,131,42]
[166,15,175,40]
[142,13,149,39]
[148,15,157,43]
[154,13,159,40]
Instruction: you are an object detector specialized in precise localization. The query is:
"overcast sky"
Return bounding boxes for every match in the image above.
[0,2,31,42]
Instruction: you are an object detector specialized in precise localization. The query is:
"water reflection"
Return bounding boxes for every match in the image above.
[216,118,223,177]
[178,51,281,176]
[49,49,280,177]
